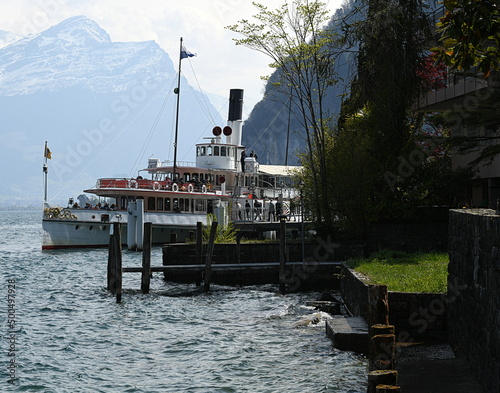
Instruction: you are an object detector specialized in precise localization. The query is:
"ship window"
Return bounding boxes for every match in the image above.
[195,199,206,212]
[165,198,171,211]
[179,198,184,211]
[214,146,219,156]
[207,146,212,156]
[157,198,163,210]
[184,198,190,212]
[201,146,206,156]
[197,147,200,156]
[120,196,127,209]
[221,146,226,156]
[148,197,155,210]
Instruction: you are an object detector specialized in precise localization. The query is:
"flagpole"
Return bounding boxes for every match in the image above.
[43,141,49,203]
[173,37,183,183]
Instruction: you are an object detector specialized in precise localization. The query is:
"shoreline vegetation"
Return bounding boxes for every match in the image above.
[346,250,449,293]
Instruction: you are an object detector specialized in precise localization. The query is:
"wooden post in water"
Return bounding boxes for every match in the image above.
[367,370,398,393]
[368,285,389,334]
[195,221,203,286]
[141,222,152,294]
[279,218,286,293]
[107,226,115,291]
[196,222,203,265]
[204,221,218,292]
[112,222,123,303]
[376,384,401,392]
[369,334,396,370]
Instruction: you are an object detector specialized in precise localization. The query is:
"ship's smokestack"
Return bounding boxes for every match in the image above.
[227,89,243,146]
[228,89,243,121]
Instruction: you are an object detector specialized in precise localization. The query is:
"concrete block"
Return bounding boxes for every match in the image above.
[326,316,369,355]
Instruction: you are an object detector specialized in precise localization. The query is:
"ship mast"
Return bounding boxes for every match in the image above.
[172,37,183,183]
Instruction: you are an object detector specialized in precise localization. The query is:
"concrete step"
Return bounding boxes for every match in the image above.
[326,316,369,355]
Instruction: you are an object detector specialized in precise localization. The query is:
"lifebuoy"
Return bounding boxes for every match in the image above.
[202,185,207,193]
[153,181,160,191]
[172,183,179,192]
[129,179,137,189]
[188,184,194,193]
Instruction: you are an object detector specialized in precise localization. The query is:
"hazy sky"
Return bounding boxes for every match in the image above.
[0,0,344,110]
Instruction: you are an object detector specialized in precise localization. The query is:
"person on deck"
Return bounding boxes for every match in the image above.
[245,200,251,220]
[240,149,247,172]
[268,200,276,222]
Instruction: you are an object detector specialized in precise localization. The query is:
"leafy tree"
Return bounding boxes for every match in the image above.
[203,214,236,243]
[433,0,500,78]
[334,0,436,226]
[227,0,340,231]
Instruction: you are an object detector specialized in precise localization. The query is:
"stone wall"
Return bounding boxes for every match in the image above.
[448,209,500,393]
[339,266,448,341]
[339,267,369,321]
[388,292,447,341]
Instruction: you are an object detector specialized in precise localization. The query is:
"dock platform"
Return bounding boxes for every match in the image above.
[326,316,369,355]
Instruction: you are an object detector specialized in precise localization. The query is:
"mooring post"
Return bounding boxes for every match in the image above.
[367,370,398,393]
[107,225,115,291]
[113,222,123,303]
[195,221,203,287]
[368,285,389,334]
[141,222,152,294]
[236,230,241,265]
[279,218,286,293]
[204,221,218,292]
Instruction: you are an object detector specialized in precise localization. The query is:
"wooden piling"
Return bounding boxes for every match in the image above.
[112,222,123,303]
[141,222,152,294]
[368,285,389,332]
[204,221,218,292]
[367,370,398,393]
[372,324,395,336]
[376,385,400,392]
[195,222,203,286]
[107,226,115,291]
[369,334,396,370]
[279,218,286,293]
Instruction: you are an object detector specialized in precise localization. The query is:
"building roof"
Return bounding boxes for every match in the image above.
[258,164,301,176]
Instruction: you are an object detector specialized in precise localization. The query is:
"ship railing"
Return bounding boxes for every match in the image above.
[96,177,227,194]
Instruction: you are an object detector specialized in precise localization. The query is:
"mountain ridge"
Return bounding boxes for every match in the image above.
[0,16,224,206]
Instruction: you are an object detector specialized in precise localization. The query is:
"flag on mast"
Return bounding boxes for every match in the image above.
[44,145,52,159]
[180,45,196,59]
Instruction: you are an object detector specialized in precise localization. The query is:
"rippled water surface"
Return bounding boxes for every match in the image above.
[1,211,367,392]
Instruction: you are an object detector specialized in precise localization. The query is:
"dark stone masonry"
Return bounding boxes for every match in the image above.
[448,209,500,393]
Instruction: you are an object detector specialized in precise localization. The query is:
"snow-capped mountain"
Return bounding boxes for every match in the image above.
[0,16,173,96]
[0,16,225,206]
[0,30,21,49]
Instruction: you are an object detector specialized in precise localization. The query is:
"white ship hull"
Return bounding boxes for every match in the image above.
[42,208,208,250]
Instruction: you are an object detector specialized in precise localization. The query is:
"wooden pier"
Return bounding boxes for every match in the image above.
[107,219,342,302]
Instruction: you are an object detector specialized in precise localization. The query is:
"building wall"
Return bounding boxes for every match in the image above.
[448,209,500,393]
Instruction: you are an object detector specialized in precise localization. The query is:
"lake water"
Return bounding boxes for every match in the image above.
[1,210,367,392]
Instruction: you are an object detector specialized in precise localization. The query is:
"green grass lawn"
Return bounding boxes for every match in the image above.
[345,250,449,293]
